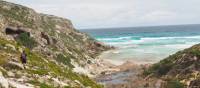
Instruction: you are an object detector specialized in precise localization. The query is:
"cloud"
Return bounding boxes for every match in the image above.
[5,0,200,29]
[141,11,177,22]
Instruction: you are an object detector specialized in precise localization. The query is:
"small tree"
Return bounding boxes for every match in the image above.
[16,33,37,49]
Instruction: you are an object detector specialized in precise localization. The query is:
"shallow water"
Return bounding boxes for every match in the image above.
[82,24,200,64]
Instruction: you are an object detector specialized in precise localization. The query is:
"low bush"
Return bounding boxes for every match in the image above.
[16,33,37,49]
[166,79,185,88]
[143,59,174,76]
[56,54,74,68]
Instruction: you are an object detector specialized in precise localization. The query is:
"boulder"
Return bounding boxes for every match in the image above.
[8,80,34,88]
[7,71,15,77]
[52,78,69,87]
[189,79,200,88]
[5,44,16,51]
[3,61,24,70]
[0,71,9,88]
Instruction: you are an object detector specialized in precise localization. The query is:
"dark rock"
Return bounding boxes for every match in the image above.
[189,79,200,88]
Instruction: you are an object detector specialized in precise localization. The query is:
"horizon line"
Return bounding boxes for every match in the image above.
[79,23,200,30]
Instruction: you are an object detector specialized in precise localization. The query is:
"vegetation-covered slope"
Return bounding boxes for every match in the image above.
[0,0,110,88]
[144,44,200,88]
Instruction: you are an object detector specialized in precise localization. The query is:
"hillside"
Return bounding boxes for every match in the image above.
[143,44,200,88]
[0,1,110,88]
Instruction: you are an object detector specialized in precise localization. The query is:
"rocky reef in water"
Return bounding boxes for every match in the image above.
[0,0,111,88]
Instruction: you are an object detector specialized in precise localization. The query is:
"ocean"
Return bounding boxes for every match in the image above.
[81,24,200,65]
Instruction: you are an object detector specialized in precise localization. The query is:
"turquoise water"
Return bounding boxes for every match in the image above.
[81,24,200,64]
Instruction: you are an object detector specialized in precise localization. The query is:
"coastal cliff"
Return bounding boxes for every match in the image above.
[0,1,110,88]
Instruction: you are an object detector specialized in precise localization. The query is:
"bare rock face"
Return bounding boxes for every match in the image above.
[0,71,9,88]
[189,79,200,88]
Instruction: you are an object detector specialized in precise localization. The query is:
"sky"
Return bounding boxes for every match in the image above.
[5,0,200,29]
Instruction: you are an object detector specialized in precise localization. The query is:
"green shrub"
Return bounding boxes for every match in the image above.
[157,65,172,76]
[190,49,200,57]
[28,69,49,75]
[166,80,185,88]
[143,55,176,76]
[40,83,54,88]
[64,86,72,88]
[0,55,7,66]
[56,54,74,68]
[16,33,37,49]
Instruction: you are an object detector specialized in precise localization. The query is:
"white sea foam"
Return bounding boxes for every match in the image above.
[100,35,200,48]
[141,36,200,41]
[107,41,138,46]
[98,35,200,43]
[84,25,200,65]
[164,42,198,49]
[97,36,132,41]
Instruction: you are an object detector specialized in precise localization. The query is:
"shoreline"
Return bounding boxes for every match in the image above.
[98,48,160,66]
[97,48,156,66]
[94,49,154,88]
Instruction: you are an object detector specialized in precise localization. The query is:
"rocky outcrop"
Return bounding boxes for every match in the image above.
[0,71,9,88]
[0,1,111,87]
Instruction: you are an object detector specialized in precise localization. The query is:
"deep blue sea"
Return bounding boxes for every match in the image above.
[81,24,200,64]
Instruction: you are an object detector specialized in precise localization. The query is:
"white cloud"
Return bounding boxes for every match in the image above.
[5,0,200,29]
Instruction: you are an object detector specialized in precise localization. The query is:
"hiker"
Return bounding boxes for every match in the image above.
[20,50,27,69]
